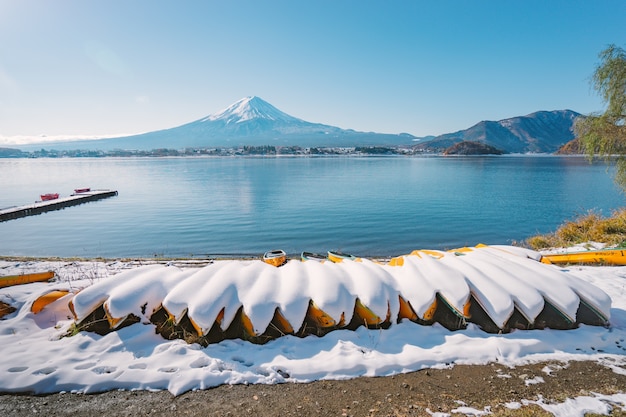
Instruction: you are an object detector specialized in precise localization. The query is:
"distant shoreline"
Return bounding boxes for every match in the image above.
[1,145,587,159]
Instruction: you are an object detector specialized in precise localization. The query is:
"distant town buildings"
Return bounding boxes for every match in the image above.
[1,145,424,158]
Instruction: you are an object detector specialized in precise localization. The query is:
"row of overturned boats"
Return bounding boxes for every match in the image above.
[39,244,617,346]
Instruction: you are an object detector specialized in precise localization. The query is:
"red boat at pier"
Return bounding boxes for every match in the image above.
[40,193,59,201]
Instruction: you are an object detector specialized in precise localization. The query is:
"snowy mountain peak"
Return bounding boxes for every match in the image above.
[18,96,416,151]
[202,96,303,124]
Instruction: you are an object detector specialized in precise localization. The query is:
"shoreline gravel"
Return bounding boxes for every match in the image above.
[1,360,626,416]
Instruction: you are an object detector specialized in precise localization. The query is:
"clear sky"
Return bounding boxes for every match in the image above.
[0,0,624,144]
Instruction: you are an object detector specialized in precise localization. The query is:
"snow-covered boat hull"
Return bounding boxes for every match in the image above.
[66,245,611,345]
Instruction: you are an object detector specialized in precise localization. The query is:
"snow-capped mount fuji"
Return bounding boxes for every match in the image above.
[183,96,353,140]
[24,96,416,151]
[201,96,304,124]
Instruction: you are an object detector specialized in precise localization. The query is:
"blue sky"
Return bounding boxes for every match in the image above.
[0,0,624,143]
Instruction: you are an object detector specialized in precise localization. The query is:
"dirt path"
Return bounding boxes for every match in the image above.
[2,360,625,416]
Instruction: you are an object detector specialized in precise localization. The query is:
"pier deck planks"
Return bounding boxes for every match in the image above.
[0,190,118,222]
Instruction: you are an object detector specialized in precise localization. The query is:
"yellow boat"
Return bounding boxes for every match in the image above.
[0,271,55,288]
[31,290,71,314]
[232,307,295,342]
[541,248,626,266]
[263,250,287,267]
[352,298,384,327]
[327,250,357,263]
[305,300,337,329]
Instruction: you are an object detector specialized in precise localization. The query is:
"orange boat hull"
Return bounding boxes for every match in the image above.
[0,271,55,288]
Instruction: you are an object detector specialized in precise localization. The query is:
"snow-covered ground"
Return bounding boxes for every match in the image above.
[1,250,625,416]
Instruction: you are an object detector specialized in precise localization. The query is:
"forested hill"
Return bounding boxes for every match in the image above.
[414,110,580,154]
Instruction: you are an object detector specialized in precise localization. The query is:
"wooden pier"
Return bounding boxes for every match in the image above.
[0,190,118,222]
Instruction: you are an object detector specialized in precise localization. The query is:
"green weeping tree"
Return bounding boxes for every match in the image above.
[575,44,626,190]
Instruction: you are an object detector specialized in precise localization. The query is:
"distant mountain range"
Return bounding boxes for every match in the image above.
[415,110,581,154]
[19,97,416,151]
[15,97,582,154]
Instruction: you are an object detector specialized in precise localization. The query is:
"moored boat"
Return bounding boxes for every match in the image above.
[327,250,357,263]
[40,193,59,201]
[73,187,91,194]
[263,249,287,267]
[301,251,327,262]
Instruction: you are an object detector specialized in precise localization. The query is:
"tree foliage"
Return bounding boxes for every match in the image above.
[575,44,626,190]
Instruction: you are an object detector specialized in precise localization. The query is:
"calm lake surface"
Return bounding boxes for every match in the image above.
[0,155,623,258]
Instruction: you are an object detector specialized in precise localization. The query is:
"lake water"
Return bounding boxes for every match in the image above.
[0,155,623,259]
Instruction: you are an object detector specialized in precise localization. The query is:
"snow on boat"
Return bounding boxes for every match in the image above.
[65,245,612,345]
[541,248,626,266]
[40,193,59,201]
